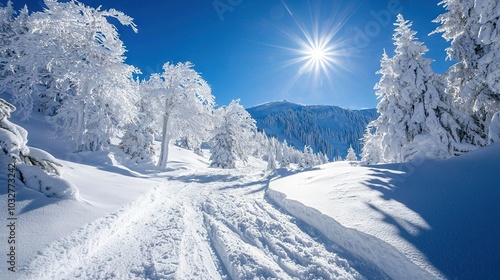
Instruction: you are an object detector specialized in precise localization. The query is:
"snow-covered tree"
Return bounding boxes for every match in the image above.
[362,14,477,163]
[119,89,156,162]
[319,152,329,164]
[433,0,500,145]
[345,144,358,161]
[299,145,315,168]
[210,99,256,169]
[1,0,140,151]
[267,146,277,170]
[143,62,214,169]
[360,124,381,164]
[278,139,291,167]
[0,98,78,198]
[0,1,16,76]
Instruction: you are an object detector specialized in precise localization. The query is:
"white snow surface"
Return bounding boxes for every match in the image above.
[269,144,500,280]
[1,115,372,280]
[1,113,498,280]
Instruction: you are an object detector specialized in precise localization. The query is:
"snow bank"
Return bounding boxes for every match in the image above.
[267,188,434,280]
[17,163,79,199]
[268,144,500,280]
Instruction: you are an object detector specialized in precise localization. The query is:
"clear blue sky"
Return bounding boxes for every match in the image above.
[13,0,450,109]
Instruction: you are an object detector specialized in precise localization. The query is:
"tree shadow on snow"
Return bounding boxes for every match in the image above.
[63,150,158,178]
[361,144,500,280]
[165,173,244,184]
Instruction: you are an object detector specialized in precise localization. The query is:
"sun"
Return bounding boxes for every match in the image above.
[308,46,327,62]
[275,0,350,87]
[292,31,340,83]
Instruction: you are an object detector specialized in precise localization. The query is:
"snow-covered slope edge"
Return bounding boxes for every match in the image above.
[267,143,500,280]
[267,189,435,280]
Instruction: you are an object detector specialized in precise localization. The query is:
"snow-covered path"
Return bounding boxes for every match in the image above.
[21,165,385,280]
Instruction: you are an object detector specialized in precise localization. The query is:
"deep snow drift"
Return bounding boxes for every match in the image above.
[269,144,500,280]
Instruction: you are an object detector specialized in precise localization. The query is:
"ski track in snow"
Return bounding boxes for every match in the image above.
[21,165,388,280]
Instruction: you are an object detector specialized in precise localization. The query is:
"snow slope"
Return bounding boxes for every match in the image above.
[2,107,498,280]
[1,114,377,279]
[5,156,380,280]
[268,143,500,280]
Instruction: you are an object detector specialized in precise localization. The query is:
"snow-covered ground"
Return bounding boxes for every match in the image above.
[269,144,500,280]
[0,115,373,279]
[1,114,498,279]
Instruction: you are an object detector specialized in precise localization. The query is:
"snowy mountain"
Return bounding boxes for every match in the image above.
[247,101,378,159]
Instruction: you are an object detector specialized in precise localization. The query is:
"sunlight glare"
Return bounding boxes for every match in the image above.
[276,0,353,88]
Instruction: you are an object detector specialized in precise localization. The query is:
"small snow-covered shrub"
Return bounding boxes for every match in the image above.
[16,164,79,199]
[0,98,79,199]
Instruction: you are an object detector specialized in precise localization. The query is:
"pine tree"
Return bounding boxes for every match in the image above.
[210,100,256,169]
[360,124,381,164]
[0,0,16,77]
[278,140,291,167]
[299,145,315,168]
[119,91,156,162]
[345,144,358,161]
[267,147,277,170]
[433,0,500,145]
[362,14,476,163]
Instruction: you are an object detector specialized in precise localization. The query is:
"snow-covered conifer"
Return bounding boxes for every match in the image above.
[0,1,16,76]
[319,152,329,164]
[345,144,358,161]
[267,147,277,170]
[362,14,476,163]
[433,0,500,145]
[119,91,156,162]
[278,139,291,167]
[210,100,256,169]
[299,145,315,168]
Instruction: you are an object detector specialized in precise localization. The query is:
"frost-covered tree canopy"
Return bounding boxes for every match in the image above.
[362,14,477,164]
[210,99,256,169]
[433,0,500,144]
[1,0,140,152]
[142,62,215,169]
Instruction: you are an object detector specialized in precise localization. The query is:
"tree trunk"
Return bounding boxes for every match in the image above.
[158,111,170,168]
[76,99,86,152]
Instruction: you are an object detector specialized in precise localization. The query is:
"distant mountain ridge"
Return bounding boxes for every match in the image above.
[247,101,378,160]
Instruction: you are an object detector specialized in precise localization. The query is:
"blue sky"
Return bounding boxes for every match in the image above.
[14,0,450,109]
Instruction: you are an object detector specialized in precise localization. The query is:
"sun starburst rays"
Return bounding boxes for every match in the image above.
[274,1,352,90]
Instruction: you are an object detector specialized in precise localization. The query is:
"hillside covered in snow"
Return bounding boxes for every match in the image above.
[247,101,377,160]
[269,143,500,280]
